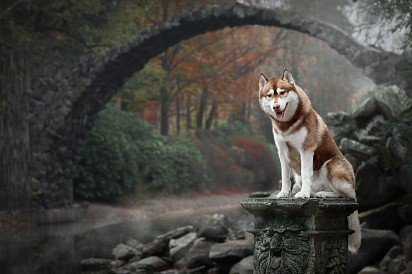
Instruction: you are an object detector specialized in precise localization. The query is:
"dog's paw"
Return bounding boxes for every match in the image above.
[294,190,310,199]
[314,191,328,198]
[276,191,290,198]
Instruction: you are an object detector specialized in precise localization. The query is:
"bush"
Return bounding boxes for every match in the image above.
[196,121,280,191]
[74,104,206,200]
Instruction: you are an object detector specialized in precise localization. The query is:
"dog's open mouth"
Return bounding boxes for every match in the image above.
[275,103,288,120]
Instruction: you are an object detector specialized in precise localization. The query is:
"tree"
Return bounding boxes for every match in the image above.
[354,0,412,48]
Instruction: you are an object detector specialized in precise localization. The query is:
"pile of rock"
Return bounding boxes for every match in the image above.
[326,85,412,273]
[80,213,255,273]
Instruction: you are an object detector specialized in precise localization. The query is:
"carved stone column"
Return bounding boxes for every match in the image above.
[241,193,358,274]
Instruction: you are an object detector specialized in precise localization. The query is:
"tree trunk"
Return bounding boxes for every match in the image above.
[160,86,170,136]
[0,47,31,210]
[196,86,208,130]
[205,99,217,130]
[186,94,192,133]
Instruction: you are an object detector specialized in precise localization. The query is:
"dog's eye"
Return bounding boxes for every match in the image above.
[280,91,286,96]
[267,93,273,98]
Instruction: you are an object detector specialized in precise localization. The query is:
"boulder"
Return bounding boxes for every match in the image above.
[407,261,412,273]
[169,232,197,260]
[400,226,412,241]
[404,232,412,263]
[357,115,389,140]
[198,225,229,242]
[379,245,402,272]
[397,194,412,224]
[339,138,374,158]
[185,238,215,269]
[329,123,356,143]
[326,111,352,126]
[344,153,361,171]
[125,238,144,252]
[374,85,412,121]
[126,256,168,271]
[229,256,253,274]
[141,225,194,257]
[359,202,404,232]
[386,136,408,161]
[355,162,398,209]
[199,213,228,227]
[209,235,254,272]
[348,228,399,273]
[112,243,141,261]
[352,97,377,120]
[80,258,123,271]
[400,165,412,194]
[357,266,383,274]
[209,238,253,260]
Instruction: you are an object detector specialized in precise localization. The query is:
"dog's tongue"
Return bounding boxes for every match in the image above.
[275,111,283,120]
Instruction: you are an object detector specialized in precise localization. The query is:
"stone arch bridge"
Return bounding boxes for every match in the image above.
[28,3,409,207]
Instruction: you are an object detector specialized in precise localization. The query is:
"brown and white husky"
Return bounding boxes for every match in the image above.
[258,69,361,252]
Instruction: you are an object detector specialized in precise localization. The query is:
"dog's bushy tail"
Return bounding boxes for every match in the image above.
[348,210,361,253]
[336,182,361,253]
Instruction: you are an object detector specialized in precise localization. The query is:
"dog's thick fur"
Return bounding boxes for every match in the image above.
[258,69,361,252]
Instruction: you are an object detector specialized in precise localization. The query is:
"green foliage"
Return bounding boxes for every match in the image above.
[355,0,412,47]
[74,104,206,200]
[196,121,280,191]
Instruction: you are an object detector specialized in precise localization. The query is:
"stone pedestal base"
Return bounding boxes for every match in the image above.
[241,193,358,274]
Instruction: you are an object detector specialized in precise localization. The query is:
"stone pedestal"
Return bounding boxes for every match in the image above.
[241,193,358,274]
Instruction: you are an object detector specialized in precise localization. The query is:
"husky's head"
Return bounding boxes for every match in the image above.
[258,69,300,122]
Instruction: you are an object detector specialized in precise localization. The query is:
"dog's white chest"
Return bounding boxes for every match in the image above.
[274,126,307,151]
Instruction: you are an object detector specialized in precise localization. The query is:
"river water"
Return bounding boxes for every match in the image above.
[0,199,251,274]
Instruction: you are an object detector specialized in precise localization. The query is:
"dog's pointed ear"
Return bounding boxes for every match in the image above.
[259,73,268,90]
[282,69,295,84]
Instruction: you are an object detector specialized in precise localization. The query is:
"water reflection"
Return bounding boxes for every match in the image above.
[0,207,249,274]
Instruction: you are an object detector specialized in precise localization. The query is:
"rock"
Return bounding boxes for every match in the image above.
[355,162,398,209]
[142,226,194,257]
[387,258,403,274]
[329,122,357,143]
[185,238,215,269]
[355,116,389,143]
[404,232,412,262]
[326,111,352,126]
[229,256,253,274]
[126,256,168,271]
[400,226,412,241]
[80,258,123,271]
[379,245,402,272]
[198,225,229,242]
[169,232,197,260]
[400,165,412,194]
[374,85,412,121]
[397,194,412,224]
[386,136,408,161]
[209,238,253,260]
[160,269,185,274]
[339,138,374,158]
[348,228,400,273]
[344,153,361,171]
[112,243,141,261]
[359,202,404,232]
[209,234,254,271]
[407,261,412,273]
[353,97,377,120]
[125,238,144,252]
[358,266,383,274]
[200,213,228,227]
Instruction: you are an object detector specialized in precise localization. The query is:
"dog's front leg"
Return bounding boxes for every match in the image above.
[294,150,314,198]
[274,138,291,198]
